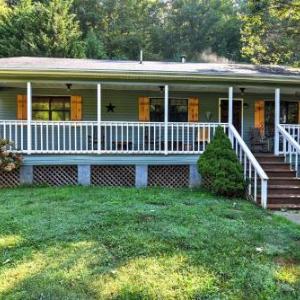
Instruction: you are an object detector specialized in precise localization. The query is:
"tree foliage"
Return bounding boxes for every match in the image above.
[241,0,300,66]
[159,0,242,61]
[0,0,85,58]
[198,126,246,198]
[0,0,299,66]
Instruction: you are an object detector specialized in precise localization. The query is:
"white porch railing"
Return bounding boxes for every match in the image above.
[0,120,227,154]
[279,124,300,146]
[229,124,269,208]
[278,124,300,177]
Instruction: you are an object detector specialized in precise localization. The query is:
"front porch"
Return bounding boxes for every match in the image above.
[1,81,299,155]
[1,78,300,209]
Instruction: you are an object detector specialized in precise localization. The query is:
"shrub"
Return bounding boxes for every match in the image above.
[197,126,246,197]
[0,139,22,172]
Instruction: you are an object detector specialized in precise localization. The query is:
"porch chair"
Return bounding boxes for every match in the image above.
[197,127,210,151]
[249,128,269,153]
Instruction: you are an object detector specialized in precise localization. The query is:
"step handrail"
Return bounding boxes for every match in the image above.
[228,124,268,208]
[278,124,300,176]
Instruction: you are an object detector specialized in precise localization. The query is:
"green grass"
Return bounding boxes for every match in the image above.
[0,186,299,299]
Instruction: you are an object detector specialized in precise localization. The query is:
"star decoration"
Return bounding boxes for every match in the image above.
[106,103,115,112]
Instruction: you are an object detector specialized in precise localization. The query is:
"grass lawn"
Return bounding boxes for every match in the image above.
[0,187,299,299]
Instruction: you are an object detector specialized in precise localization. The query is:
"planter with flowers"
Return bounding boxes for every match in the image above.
[0,139,22,173]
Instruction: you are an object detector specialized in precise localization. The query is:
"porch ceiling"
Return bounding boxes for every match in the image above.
[0,81,300,95]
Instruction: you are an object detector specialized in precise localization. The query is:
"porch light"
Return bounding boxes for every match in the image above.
[159,85,164,93]
[66,83,72,91]
[239,87,245,95]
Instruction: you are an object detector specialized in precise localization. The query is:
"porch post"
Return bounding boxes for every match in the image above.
[164,85,169,155]
[274,88,280,155]
[228,86,233,142]
[27,82,32,154]
[97,83,101,153]
[228,87,233,125]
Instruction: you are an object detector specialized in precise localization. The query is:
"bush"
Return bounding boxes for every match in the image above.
[0,139,22,172]
[197,126,246,197]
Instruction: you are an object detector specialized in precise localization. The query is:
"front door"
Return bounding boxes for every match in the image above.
[219,99,243,134]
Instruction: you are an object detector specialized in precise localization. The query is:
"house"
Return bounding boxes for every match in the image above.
[1,57,300,209]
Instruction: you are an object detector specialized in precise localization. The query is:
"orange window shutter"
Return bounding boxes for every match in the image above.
[254,100,265,133]
[188,97,199,122]
[139,97,150,121]
[17,94,27,120]
[71,96,82,121]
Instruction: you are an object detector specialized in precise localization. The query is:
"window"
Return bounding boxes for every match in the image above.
[150,98,164,122]
[264,101,298,137]
[150,98,188,122]
[280,101,298,124]
[32,97,71,121]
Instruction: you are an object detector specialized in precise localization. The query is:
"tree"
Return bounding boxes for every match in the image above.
[85,30,106,59]
[73,0,164,60]
[0,0,85,58]
[158,0,242,62]
[241,0,300,66]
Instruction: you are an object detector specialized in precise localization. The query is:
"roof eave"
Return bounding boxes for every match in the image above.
[0,69,299,86]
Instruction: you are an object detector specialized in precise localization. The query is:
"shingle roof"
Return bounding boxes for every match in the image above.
[0,57,299,79]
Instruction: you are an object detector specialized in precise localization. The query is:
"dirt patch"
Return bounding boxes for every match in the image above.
[275,257,300,266]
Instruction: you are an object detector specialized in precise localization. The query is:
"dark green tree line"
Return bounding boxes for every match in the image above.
[0,0,299,66]
[0,0,85,57]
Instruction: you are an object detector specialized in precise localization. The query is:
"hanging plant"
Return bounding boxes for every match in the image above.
[0,139,22,172]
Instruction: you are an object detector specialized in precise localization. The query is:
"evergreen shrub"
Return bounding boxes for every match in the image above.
[197,126,246,197]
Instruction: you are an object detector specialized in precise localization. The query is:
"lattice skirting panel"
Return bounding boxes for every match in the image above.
[0,170,20,188]
[202,176,213,189]
[148,165,189,187]
[91,165,135,186]
[33,166,77,186]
